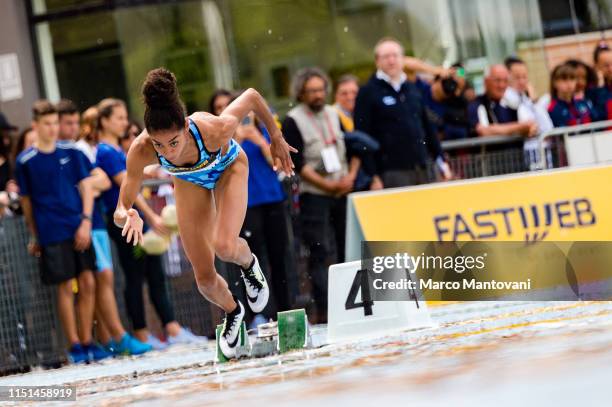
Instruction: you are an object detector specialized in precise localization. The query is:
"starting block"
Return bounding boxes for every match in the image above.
[215,309,309,363]
[215,321,249,363]
[278,309,308,353]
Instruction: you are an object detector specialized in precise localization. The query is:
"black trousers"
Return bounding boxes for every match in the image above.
[239,200,297,318]
[107,220,175,330]
[299,193,347,318]
[381,167,428,188]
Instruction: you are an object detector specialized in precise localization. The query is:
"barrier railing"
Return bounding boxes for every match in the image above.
[537,120,612,169]
[0,217,66,375]
[0,187,219,376]
[425,134,526,180]
[425,120,612,179]
[441,134,524,151]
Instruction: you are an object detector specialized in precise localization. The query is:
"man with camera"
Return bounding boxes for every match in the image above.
[414,64,471,141]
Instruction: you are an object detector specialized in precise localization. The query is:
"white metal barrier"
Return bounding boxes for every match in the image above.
[537,120,612,169]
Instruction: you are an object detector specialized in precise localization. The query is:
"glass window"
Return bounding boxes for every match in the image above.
[115,2,220,118]
[34,10,127,109]
[30,0,547,117]
[31,0,106,15]
[539,0,612,38]
[225,0,416,113]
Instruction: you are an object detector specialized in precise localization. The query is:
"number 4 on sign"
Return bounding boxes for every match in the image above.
[327,261,435,344]
[345,268,374,316]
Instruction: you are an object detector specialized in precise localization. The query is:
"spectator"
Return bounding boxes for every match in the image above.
[5,127,37,214]
[586,42,612,121]
[210,88,284,132]
[565,59,597,101]
[95,98,201,348]
[14,127,37,160]
[468,64,537,138]
[403,58,472,140]
[57,99,151,356]
[463,81,477,103]
[233,109,298,321]
[207,90,249,318]
[501,57,554,170]
[354,37,451,188]
[503,57,553,135]
[121,120,142,154]
[208,89,233,116]
[283,67,357,323]
[548,63,594,127]
[334,74,359,132]
[334,75,380,191]
[0,112,17,191]
[76,107,98,152]
[15,100,110,363]
[210,90,298,326]
[416,68,471,141]
[80,106,99,143]
[403,56,451,79]
[0,190,11,219]
[0,139,12,192]
[56,100,81,143]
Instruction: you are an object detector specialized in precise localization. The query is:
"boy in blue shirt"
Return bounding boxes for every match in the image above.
[57,99,151,356]
[15,100,103,363]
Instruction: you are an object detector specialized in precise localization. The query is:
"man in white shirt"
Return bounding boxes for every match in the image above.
[502,57,553,169]
[503,56,553,134]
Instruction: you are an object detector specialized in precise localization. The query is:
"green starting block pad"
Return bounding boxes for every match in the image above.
[215,309,309,362]
[215,321,248,363]
[277,309,308,353]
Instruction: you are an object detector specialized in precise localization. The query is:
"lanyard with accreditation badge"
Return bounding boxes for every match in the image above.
[306,109,342,173]
[306,109,337,145]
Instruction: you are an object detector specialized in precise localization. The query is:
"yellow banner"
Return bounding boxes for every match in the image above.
[351,165,612,242]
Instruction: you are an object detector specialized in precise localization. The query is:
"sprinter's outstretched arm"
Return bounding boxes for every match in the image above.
[113,132,158,245]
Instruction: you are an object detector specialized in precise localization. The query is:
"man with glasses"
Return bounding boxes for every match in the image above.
[468,64,538,138]
[283,67,357,323]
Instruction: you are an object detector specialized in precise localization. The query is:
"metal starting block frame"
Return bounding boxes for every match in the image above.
[216,308,309,363]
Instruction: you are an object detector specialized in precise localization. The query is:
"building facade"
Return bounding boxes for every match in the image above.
[1,0,611,129]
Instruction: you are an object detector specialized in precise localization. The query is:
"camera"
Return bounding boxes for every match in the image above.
[441,76,458,96]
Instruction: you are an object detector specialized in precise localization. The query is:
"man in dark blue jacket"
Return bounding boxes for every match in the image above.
[354,37,451,188]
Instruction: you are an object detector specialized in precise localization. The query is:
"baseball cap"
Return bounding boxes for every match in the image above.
[0,112,17,131]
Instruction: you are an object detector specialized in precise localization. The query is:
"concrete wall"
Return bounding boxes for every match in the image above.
[0,0,40,130]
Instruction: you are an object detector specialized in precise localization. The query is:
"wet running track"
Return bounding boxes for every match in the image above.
[1,301,610,406]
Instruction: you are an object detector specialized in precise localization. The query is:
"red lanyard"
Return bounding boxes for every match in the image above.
[306,110,337,146]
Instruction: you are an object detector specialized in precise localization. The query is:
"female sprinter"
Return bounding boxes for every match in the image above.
[114,68,296,358]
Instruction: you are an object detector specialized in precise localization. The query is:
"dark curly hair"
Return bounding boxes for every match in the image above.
[142,68,186,133]
[208,89,233,114]
[565,59,597,89]
[291,67,330,103]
